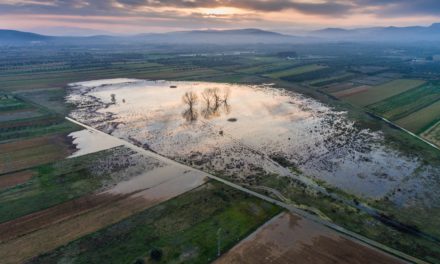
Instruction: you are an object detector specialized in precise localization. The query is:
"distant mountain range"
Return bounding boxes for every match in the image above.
[0,28,299,45]
[0,29,51,43]
[1,23,440,45]
[311,23,440,42]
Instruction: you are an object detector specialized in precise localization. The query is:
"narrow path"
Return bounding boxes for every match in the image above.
[65,116,425,264]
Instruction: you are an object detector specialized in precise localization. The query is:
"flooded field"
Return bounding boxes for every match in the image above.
[66,79,439,204]
[215,212,404,264]
[68,129,122,158]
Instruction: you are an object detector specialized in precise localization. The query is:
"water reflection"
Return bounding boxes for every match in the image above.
[68,79,431,199]
[182,91,199,122]
[183,87,231,122]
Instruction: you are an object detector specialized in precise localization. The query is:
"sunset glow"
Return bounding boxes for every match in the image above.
[0,0,439,35]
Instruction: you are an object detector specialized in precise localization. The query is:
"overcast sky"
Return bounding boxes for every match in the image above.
[1,0,440,35]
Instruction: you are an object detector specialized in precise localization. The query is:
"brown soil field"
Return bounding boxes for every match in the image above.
[0,134,75,174]
[0,171,207,264]
[215,212,405,264]
[0,170,35,190]
[0,193,119,242]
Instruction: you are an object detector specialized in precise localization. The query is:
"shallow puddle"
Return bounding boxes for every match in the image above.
[68,129,123,158]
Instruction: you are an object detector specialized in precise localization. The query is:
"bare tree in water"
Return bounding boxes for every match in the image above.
[222,87,231,114]
[182,91,199,122]
[201,88,214,118]
[201,87,231,119]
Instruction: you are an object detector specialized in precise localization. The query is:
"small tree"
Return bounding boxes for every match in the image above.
[150,248,163,261]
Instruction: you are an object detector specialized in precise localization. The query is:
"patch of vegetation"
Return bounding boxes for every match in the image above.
[395,100,440,134]
[30,182,282,264]
[309,73,355,87]
[264,64,327,78]
[0,118,79,142]
[344,79,426,107]
[0,94,27,111]
[368,82,440,121]
[0,147,129,223]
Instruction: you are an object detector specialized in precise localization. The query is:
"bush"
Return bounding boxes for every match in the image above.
[150,248,163,261]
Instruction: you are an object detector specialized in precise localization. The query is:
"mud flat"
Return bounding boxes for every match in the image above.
[215,212,405,264]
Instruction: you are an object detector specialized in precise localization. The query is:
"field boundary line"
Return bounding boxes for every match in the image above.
[422,119,440,136]
[65,116,425,264]
[367,112,440,151]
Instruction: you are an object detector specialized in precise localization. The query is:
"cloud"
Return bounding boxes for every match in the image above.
[354,0,440,16]
[0,0,355,16]
[1,0,439,34]
[2,0,440,17]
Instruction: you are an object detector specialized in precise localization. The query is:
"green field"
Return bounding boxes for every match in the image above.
[236,61,298,74]
[264,64,327,78]
[395,100,440,134]
[309,73,354,87]
[344,79,426,107]
[30,182,281,264]
[368,82,440,120]
[0,95,27,111]
[0,147,131,223]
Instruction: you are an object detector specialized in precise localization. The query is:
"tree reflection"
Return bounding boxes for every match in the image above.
[200,87,231,119]
[182,88,232,122]
[182,91,199,122]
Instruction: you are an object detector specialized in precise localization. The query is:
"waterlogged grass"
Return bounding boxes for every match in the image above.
[345,79,426,107]
[264,64,327,79]
[30,182,282,264]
